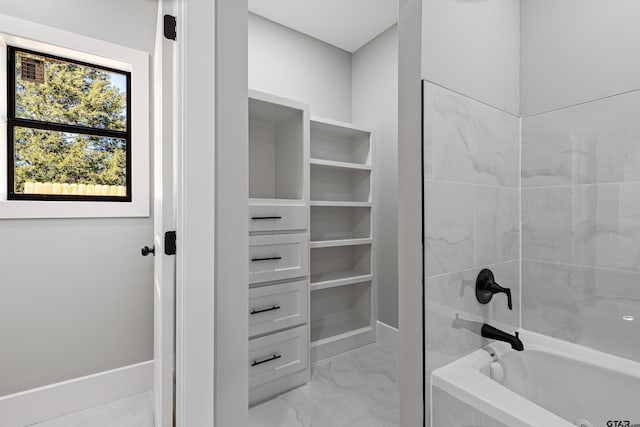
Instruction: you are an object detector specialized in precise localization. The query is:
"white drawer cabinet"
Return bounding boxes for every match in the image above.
[249,280,307,338]
[249,204,307,233]
[248,325,308,388]
[249,234,309,284]
[247,91,311,404]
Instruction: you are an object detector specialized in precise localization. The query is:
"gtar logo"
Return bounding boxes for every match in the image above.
[607,421,639,427]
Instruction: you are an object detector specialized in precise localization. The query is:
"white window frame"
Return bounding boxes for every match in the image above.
[0,13,149,218]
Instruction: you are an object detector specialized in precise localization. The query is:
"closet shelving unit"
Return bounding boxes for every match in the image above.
[247,90,310,406]
[308,116,376,361]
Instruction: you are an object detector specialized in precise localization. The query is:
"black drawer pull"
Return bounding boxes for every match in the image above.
[251,305,281,315]
[251,256,282,262]
[251,353,281,367]
[251,216,282,220]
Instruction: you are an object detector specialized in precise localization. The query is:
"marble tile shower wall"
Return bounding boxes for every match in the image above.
[423,82,521,381]
[521,90,640,363]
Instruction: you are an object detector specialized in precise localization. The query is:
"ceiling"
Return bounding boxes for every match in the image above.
[248,0,398,53]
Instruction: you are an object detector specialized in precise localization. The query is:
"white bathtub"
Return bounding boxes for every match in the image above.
[431,330,640,427]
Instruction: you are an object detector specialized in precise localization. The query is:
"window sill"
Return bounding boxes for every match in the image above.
[0,198,149,219]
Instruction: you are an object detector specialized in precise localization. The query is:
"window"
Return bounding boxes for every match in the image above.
[0,14,149,218]
[8,47,132,202]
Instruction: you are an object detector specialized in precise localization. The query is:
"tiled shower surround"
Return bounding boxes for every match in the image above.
[423,81,521,412]
[424,81,640,423]
[521,91,640,363]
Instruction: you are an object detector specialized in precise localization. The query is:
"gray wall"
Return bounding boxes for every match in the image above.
[352,25,399,328]
[520,0,640,115]
[0,0,157,54]
[420,0,640,116]
[0,0,157,396]
[397,0,425,423]
[248,13,352,122]
[421,0,520,115]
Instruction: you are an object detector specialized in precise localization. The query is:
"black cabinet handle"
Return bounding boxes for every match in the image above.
[250,305,281,315]
[251,353,281,367]
[251,256,282,262]
[251,216,282,220]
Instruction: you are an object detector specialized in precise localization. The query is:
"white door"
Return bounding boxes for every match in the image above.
[153,1,178,425]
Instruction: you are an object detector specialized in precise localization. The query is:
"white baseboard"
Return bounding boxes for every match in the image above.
[377,321,399,355]
[311,326,376,362]
[0,360,153,427]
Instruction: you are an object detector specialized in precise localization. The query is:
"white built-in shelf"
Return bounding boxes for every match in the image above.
[308,116,375,361]
[311,205,371,242]
[310,309,370,343]
[310,201,372,208]
[310,163,371,203]
[310,117,372,166]
[310,271,374,291]
[249,198,305,206]
[309,158,372,171]
[310,282,371,343]
[310,244,371,284]
[247,90,311,403]
[249,93,307,201]
[310,238,372,249]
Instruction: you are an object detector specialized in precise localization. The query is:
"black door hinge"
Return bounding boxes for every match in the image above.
[165,231,177,255]
[164,15,177,41]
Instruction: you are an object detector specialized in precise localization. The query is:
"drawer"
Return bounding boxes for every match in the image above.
[249,280,308,338]
[249,325,308,388]
[249,234,309,284]
[249,204,307,233]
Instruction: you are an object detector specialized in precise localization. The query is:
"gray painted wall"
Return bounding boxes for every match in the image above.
[216,0,249,423]
[0,0,157,396]
[421,0,520,116]
[352,25,399,328]
[248,13,352,122]
[397,0,424,423]
[520,0,640,115]
[0,0,157,54]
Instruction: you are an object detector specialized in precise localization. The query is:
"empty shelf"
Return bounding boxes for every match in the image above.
[310,238,372,249]
[310,201,372,207]
[310,311,371,343]
[309,158,372,171]
[310,271,374,291]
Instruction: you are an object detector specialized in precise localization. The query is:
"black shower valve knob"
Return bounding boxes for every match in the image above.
[475,269,512,310]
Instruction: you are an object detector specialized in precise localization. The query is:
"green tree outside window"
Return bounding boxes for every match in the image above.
[12,51,128,196]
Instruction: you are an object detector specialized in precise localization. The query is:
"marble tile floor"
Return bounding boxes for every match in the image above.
[28,391,154,427]
[27,344,397,427]
[249,343,399,427]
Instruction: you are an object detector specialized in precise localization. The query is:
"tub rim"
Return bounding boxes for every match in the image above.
[431,329,640,427]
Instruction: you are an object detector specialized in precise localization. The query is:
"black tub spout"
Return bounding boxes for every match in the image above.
[481,324,524,351]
